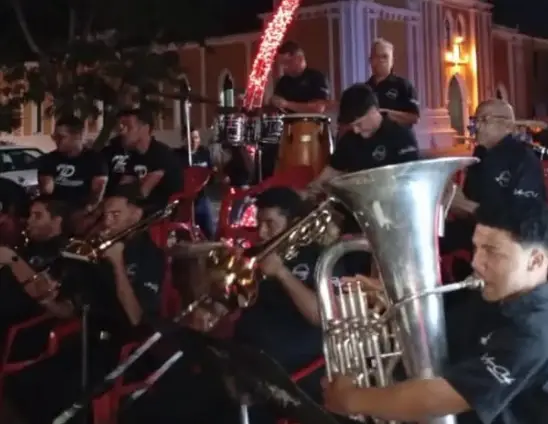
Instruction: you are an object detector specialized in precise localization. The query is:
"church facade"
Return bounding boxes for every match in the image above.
[5,0,548,150]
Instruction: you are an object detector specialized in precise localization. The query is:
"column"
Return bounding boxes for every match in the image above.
[507,41,516,106]
[338,0,369,89]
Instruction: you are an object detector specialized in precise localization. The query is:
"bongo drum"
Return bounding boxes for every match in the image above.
[276,114,334,177]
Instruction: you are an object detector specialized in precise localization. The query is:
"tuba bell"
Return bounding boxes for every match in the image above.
[315,157,482,424]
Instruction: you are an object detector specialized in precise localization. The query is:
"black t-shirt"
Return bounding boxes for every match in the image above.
[225,146,252,187]
[273,68,329,110]
[177,145,212,169]
[37,149,108,205]
[124,138,183,209]
[463,135,546,208]
[366,73,420,116]
[444,285,548,424]
[234,243,347,372]
[329,117,419,173]
[80,233,165,334]
[102,136,129,193]
[0,177,29,216]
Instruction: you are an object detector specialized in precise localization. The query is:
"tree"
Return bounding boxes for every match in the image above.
[0,0,227,148]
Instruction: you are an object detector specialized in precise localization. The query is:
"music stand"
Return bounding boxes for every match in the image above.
[200,336,340,424]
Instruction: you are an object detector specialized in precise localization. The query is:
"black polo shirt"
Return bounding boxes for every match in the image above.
[366,73,420,116]
[234,242,347,373]
[463,135,546,208]
[444,285,548,424]
[329,117,419,173]
[273,68,329,109]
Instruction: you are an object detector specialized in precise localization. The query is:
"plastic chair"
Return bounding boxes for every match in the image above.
[217,165,315,240]
[0,314,81,407]
[175,166,212,224]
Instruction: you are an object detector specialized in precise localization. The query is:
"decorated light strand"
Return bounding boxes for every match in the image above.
[242,0,301,110]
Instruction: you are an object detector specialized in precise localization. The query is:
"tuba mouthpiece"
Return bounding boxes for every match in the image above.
[463,275,484,290]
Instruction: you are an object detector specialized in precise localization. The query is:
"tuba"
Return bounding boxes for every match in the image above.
[315,157,481,424]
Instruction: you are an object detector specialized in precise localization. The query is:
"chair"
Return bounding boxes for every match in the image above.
[0,315,81,408]
[175,166,212,226]
[216,165,315,241]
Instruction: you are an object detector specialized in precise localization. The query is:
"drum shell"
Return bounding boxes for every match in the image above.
[276,114,333,178]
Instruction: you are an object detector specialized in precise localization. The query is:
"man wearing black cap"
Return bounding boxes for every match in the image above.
[305,83,419,195]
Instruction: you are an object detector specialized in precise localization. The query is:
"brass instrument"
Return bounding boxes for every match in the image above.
[60,200,180,262]
[315,158,483,424]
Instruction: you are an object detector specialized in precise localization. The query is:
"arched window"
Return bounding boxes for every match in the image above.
[456,15,465,38]
[444,15,453,50]
[218,70,235,107]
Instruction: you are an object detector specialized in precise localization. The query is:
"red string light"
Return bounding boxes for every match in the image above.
[243,0,302,110]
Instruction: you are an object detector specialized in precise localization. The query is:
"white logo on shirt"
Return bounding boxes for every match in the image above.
[291,263,310,281]
[398,146,417,155]
[480,332,492,345]
[55,164,82,187]
[386,88,398,99]
[134,165,148,178]
[513,189,539,198]
[112,155,128,173]
[195,161,208,168]
[372,145,387,161]
[144,282,159,293]
[480,353,515,385]
[495,170,511,187]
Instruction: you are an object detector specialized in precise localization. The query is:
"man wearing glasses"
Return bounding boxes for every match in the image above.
[450,99,545,215]
[441,99,546,287]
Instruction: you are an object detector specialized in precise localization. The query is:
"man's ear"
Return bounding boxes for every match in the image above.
[130,205,143,223]
[528,247,546,271]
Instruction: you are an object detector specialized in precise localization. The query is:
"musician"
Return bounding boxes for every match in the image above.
[94,184,166,328]
[118,108,183,210]
[305,83,418,195]
[0,176,30,245]
[262,41,330,178]
[177,127,215,239]
[323,200,548,423]
[0,196,74,348]
[37,115,109,210]
[366,38,420,126]
[441,99,546,265]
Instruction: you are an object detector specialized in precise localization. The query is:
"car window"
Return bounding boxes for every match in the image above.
[0,148,42,172]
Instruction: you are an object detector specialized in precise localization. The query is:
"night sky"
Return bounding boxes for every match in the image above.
[0,0,546,59]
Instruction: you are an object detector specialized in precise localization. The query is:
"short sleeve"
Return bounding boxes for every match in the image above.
[393,126,419,162]
[311,71,330,100]
[133,246,165,316]
[329,134,354,171]
[37,153,56,176]
[400,80,420,115]
[443,329,546,424]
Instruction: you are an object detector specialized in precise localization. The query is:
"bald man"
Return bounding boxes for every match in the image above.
[451,99,545,215]
[440,99,546,284]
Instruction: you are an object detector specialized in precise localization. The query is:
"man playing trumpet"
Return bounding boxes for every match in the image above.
[323,200,548,423]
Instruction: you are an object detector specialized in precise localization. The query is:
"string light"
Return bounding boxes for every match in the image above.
[243,0,302,110]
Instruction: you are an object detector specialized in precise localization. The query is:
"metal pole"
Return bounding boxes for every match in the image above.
[184,100,193,166]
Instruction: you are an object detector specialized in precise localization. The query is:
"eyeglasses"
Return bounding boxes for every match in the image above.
[472,115,510,124]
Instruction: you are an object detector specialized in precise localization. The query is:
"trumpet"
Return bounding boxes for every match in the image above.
[60,200,180,263]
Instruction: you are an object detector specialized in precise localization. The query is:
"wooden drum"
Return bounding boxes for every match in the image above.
[276,114,334,178]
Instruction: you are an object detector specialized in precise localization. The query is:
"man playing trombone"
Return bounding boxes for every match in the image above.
[323,200,548,423]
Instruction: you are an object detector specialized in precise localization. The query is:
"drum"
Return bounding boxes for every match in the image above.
[224,114,248,145]
[276,114,334,177]
[213,114,248,145]
[260,114,284,144]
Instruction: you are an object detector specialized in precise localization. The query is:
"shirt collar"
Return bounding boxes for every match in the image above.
[499,283,548,317]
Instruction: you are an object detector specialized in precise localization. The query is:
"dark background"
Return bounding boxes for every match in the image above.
[0,0,545,58]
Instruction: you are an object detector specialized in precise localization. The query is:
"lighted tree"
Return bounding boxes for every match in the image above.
[0,0,226,148]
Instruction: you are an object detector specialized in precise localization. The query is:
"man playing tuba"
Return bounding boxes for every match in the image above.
[323,200,548,423]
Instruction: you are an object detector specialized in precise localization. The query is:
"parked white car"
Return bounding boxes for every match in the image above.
[0,141,43,191]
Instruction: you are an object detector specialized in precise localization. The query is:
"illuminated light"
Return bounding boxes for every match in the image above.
[445,36,468,66]
[243,0,302,110]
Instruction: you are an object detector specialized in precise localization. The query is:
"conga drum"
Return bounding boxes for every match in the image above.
[276,114,334,177]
